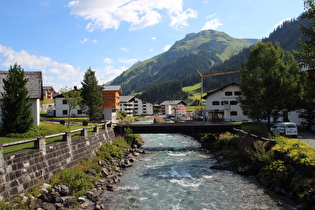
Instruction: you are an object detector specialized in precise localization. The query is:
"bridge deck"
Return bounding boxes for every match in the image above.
[114,123,240,135]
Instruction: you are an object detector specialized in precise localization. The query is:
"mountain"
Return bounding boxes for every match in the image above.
[110,16,309,103]
[109,30,258,95]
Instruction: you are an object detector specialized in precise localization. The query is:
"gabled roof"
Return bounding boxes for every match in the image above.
[160,100,187,106]
[202,82,239,99]
[101,85,122,93]
[0,70,43,99]
[120,95,135,102]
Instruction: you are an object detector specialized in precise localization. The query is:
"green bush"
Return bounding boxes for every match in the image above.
[50,167,94,197]
[273,137,315,167]
[97,143,124,160]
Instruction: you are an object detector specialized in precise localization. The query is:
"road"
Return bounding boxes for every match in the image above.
[298,132,315,148]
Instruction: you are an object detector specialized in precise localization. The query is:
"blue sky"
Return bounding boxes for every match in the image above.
[0,0,305,91]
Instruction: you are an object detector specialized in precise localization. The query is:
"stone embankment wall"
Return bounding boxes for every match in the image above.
[0,125,116,200]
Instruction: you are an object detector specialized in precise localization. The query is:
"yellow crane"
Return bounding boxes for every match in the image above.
[196,70,240,111]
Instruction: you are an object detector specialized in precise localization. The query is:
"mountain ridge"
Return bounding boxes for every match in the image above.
[109,29,258,95]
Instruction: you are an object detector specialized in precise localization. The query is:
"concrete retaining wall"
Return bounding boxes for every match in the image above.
[0,125,116,199]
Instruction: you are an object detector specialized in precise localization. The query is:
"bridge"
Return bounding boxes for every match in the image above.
[114,123,241,135]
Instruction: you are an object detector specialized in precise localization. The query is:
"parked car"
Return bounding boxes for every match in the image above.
[270,122,298,137]
[164,114,175,120]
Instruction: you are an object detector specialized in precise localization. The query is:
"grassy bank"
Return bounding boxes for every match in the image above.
[196,132,315,209]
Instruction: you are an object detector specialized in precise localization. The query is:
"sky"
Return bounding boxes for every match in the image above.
[0,0,306,92]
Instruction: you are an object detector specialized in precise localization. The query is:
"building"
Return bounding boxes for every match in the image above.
[43,86,56,100]
[160,100,187,116]
[102,85,122,123]
[54,91,87,118]
[202,83,248,122]
[120,96,154,116]
[120,95,135,117]
[0,71,43,127]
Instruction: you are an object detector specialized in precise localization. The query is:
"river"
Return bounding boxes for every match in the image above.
[102,123,296,209]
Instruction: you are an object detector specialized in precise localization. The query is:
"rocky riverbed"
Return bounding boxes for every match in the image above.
[25,147,147,210]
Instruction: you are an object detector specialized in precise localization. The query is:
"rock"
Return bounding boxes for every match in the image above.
[101,168,109,177]
[53,184,69,196]
[106,185,114,191]
[86,168,97,176]
[86,191,98,202]
[54,203,63,209]
[41,202,56,210]
[210,160,230,170]
[33,198,43,209]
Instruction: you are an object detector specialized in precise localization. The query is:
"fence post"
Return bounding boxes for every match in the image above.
[94,125,99,133]
[81,128,88,138]
[36,137,46,155]
[0,144,4,168]
[63,131,71,143]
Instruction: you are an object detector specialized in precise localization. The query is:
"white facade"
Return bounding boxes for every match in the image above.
[54,96,88,118]
[143,101,154,115]
[203,83,249,122]
[134,97,143,115]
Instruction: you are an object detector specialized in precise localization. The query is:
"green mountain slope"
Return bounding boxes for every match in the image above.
[109,30,258,95]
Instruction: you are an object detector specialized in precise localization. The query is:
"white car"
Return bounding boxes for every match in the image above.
[270,122,298,137]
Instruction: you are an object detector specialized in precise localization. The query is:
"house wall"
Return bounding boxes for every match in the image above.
[54,97,88,118]
[204,85,248,122]
[120,102,134,116]
[102,91,120,110]
[143,102,154,115]
[134,97,143,115]
[0,126,115,200]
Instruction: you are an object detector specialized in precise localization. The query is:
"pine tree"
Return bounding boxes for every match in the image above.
[1,63,33,133]
[81,67,103,120]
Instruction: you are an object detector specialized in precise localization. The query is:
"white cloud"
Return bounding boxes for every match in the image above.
[119,47,130,52]
[80,37,89,43]
[68,0,197,31]
[202,18,222,30]
[151,37,157,40]
[0,44,82,91]
[170,8,198,30]
[164,44,171,51]
[96,65,127,85]
[118,58,138,64]
[103,57,113,64]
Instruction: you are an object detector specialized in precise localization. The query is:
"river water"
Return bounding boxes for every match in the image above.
[103,124,296,209]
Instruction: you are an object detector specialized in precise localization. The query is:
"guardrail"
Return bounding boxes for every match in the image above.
[232,128,276,146]
[0,122,112,159]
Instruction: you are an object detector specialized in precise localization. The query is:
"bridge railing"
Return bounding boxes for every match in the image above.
[0,122,112,164]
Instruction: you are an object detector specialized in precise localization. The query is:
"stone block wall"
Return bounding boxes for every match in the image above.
[0,126,116,200]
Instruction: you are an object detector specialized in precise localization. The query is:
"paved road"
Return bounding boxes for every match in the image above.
[298,132,315,148]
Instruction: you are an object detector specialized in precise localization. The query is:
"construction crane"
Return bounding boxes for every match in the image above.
[196,70,240,112]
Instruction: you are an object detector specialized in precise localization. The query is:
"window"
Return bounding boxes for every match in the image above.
[221,101,228,105]
[231,111,238,116]
[62,99,67,104]
[234,91,241,95]
[230,101,238,105]
[225,91,232,96]
[63,110,68,115]
[77,110,82,115]
[212,101,220,105]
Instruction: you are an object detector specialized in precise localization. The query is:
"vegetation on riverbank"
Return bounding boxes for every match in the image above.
[197,132,315,209]
[0,132,144,209]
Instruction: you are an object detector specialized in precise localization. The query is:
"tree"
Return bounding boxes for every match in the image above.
[295,0,315,129]
[81,67,103,120]
[239,42,305,129]
[60,86,82,127]
[1,63,33,133]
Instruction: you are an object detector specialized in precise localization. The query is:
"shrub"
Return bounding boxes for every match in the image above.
[273,137,315,167]
[50,166,94,197]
